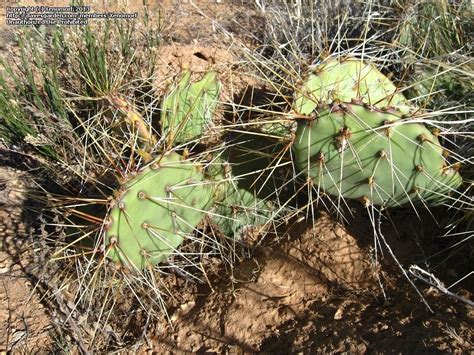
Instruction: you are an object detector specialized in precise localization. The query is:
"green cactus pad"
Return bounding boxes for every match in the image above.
[293,103,462,207]
[210,160,273,238]
[104,152,215,269]
[293,58,411,116]
[161,70,220,145]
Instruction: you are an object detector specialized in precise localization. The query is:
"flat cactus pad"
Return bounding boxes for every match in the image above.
[104,152,215,269]
[293,103,462,207]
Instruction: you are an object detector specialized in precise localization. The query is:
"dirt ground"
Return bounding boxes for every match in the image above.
[1,163,472,352]
[0,1,473,353]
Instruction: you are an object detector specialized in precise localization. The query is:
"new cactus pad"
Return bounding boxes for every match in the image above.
[212,186,272,238]
[209,159,273,238]
[104,152,215,269]
[161,70,220,145]
[293,57,412,116]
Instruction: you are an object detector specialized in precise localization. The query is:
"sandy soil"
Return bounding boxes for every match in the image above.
[150,213,473,353]
[0,1,472,353]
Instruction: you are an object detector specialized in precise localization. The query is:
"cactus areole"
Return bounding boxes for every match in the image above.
[293,58,462,207]
[104,152,214,269]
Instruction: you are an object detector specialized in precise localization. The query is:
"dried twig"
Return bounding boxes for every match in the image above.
[409,266,474,308]
[375,209,434,313]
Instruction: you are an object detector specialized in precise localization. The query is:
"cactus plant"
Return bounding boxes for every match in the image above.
[292,58,463,207]
[161,70,220,146]
[104,151,215,269]
[208,158,274,238]
[293,57,412,116]
[293,102,463,207]
[212,186,272,238]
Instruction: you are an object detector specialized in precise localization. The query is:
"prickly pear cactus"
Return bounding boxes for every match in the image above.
[293,103,462,207]
[161,70,220,145]
[293,57,412,116]
[213,188,272,238]
[209,160,273,238]
[104,151,215,269]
